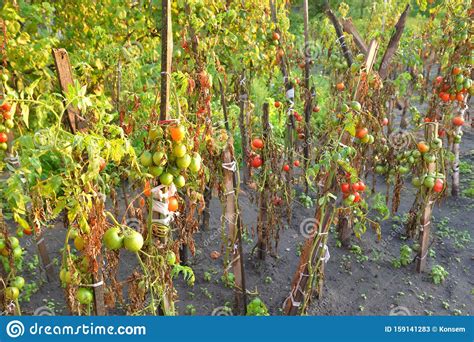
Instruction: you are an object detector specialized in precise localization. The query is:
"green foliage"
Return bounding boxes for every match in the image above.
[246,297,269,316]
[392,244,413,268]
[430,265,449,284]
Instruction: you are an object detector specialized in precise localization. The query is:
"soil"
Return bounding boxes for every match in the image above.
[10,116,474,317]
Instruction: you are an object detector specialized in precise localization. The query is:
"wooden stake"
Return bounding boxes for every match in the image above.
[416,122,438,273]
[378,5,410,79]
[257,103,271,260]
[219,78,247,314]
[52,48,81,133]
[341,18,368,55]
[451,100,468,197]
[160,0,173,121]
[365,40,379,73]
[325,4,353,67]
[53,48,106,314]
[238,73,251,184]
[302,0,313,194]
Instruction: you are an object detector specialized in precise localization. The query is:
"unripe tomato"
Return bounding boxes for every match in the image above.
[77,288,93,305]
[5,286,19,300]
[124,231,144,252]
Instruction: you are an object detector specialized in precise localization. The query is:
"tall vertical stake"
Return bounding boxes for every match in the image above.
[160,0,173,121]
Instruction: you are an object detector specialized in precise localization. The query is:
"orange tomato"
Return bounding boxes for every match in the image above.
[144,181,152,197]
[170,126,186,142]
[417,141,430,153]
[168,196,179,212]
[336,82,345,91]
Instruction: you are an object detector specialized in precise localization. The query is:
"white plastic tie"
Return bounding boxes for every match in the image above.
[222,161,237,172]
[286,87,295,99]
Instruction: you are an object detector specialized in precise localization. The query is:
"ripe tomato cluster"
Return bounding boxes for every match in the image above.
[250,137,264,168]
[0,102,14,151]
[434,67,473,104]
[340,176,366,205]
[140,124,202,193]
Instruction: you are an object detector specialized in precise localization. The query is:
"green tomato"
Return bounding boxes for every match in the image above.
[423,153,436,163]
[375,165,386,174]
[4,120,13,129]
[172,144,187,158]
[350,101,362,111]
[0,238,5,250]
[140,151,153,167]
[148,127,163,141]
[153,151,167,166]
[149,166,164,177]
[166,251,176,266]
[5,286,19,300]
[9,236,19,248]
[77,288,93,305]
[123,231,144,252]
[412,176,421,187]
[103,227,124,250]
[189,154,202,173]
[160,172,174,186]
[11,276,25,290]
[423,176,435,189]
[176,154,192,170]
[398,166,409,174]
[174,175,186,188]
[431,138,442,149]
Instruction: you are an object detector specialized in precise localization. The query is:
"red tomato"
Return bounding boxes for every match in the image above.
[251,138,264,150]
[433,179,444,193]
[0,133,7,143]
[0,102,11,112]
[353,192,361,203]
[312,106,320,113]
[336,82,345,91]
[381,118,389,126]
[435,76,443,84]
[251,156,263,168]
[274,101,281,108]
[452,116,464,126]
[283,164,290,172]
[452,67,461,75]
[456,93,464,102]
[356,127,368,139]
[293,160,300,167]
[357,181,366,192]
[440,92,450,102]
[341,183,351,193]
